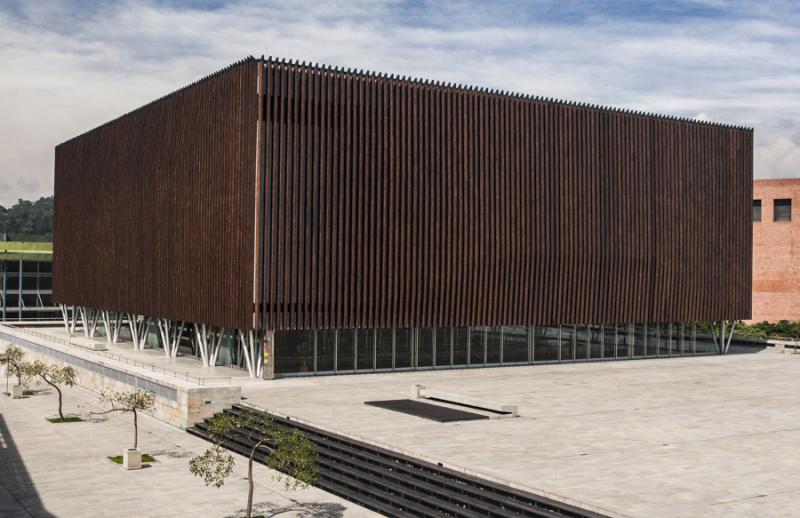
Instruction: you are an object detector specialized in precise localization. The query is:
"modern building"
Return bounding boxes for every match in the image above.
[1,240,59,321]
[752,178,800,322]
[53,57,753,378]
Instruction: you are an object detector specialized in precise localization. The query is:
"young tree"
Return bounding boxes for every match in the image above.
[0,344,27,391]
[23,361,76,419]
[94,389,156,449]
[190,409,318,518]
[95,389,155,449]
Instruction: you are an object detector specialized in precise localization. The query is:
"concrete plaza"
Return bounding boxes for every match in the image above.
[0,383,376,518]
[242,347,800,518]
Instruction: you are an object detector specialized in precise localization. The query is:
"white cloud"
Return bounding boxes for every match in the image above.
[0,0,798,206]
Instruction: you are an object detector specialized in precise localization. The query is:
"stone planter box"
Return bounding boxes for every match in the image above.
[11,385,23,399]
[123,448,142,470]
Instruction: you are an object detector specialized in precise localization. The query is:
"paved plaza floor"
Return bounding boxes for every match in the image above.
[0,383,376,518]
[243,347,800,518]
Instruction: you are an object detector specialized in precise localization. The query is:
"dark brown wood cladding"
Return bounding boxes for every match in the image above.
[53,58,259,329]
[257,59,753,331]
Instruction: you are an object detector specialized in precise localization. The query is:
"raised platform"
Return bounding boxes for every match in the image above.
[240,348,800,517]
[0,324,253,428]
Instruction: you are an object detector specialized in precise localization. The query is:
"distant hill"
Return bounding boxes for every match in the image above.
[0,196,53,242]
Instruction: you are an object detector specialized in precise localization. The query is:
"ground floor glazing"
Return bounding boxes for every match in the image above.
[273,323,716,377]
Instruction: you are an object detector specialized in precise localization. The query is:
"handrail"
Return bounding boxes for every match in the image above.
[5,325,234,386]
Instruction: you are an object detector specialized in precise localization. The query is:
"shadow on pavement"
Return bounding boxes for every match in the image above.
[0,413,56,518]
[226,501,347,518]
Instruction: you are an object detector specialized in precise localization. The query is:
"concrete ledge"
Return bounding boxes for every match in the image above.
[411,384,518,417]
[0,325,241,429]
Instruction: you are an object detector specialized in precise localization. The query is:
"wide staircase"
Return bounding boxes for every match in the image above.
[188,405,607,518]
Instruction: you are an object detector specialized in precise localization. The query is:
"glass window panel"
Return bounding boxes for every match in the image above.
[684,323,696,355]
[486,326,502,364]
[696,322,715,353]
[575,326,589,360]
[753,199,761,222]
[395,328,412,369]
[317,330,335,372]
[375,329,393,369]
[452,328,468,365]
[435,328,451,366]
[603,325,616,358]
[616,324,630,358]
[469,327,486,365]
[533,326,559,362]
[417,329,434,367]
[774,198,792,221]
[669,324,680,355]
[337,330,355,371]
[658,324,669,356]
[561,325,575,361]
[502,326,528,363]
[633,324,646,357]
[589,325,603,359]
[275,330,315,374]
[646,324,659,357]
[356,329,374,371]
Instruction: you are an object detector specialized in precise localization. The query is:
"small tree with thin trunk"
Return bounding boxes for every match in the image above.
[190,408,318,518]
[23,361,76,420]
[95,389,155,449]
[0,344,27,392]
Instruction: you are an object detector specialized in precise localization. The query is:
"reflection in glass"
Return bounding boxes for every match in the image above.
[275,330,315,374]
[633,324,646,357]
[417,329,434,367]
[357,329,374,370]
[470,327,486,365]
[503,326,528,363]
[575,326,589,360]
[534,326,559,362]
[589,326,603,359]
[395,328,412,368]
[452,328,468,365]
[561,325,575,361]
[616,324,629,358]
[603,325,616,358]
[317,330,335,372]
[337,330,355,371]
[376,329,393,369]
[486,327,502,364]
[647,324,659,357]
[435,328,451,366]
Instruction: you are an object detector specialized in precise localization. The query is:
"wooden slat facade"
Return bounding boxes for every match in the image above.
[257,59,752,331]
[53,57,753,332]
[53,58,258,329]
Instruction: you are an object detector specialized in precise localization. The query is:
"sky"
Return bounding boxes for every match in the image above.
[0,0,798,207]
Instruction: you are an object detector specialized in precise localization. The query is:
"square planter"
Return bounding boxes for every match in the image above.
[11,385,23,399]
[123,448,142,470]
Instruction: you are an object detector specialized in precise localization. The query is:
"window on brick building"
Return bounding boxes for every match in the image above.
[774,199,792,222]
[753,200,761,222]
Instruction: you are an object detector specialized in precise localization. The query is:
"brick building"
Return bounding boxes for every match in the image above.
[752,178,800,322]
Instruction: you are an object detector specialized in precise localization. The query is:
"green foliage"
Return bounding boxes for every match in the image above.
[108,454,156,464]
[734,320,800,340]
[47,416,83,423]
[99,388,156,413]
[0,197,53,241]
[23,360,77,420]
[23,361,76,387]
[189,446,235,487]
[96,389,156,449]
[0,344,28,386]
[190,408,318,518]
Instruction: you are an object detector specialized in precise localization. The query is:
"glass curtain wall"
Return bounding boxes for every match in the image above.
[272,322,707,376]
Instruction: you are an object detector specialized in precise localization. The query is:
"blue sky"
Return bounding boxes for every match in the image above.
[0,0,798,206]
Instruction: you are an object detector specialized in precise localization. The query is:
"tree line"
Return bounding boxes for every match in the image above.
[0,196,54,242]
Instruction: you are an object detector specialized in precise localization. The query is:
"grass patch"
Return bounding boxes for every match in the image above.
[23,390,36,396]
[46,416,83,423]
[108,454,157,464]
